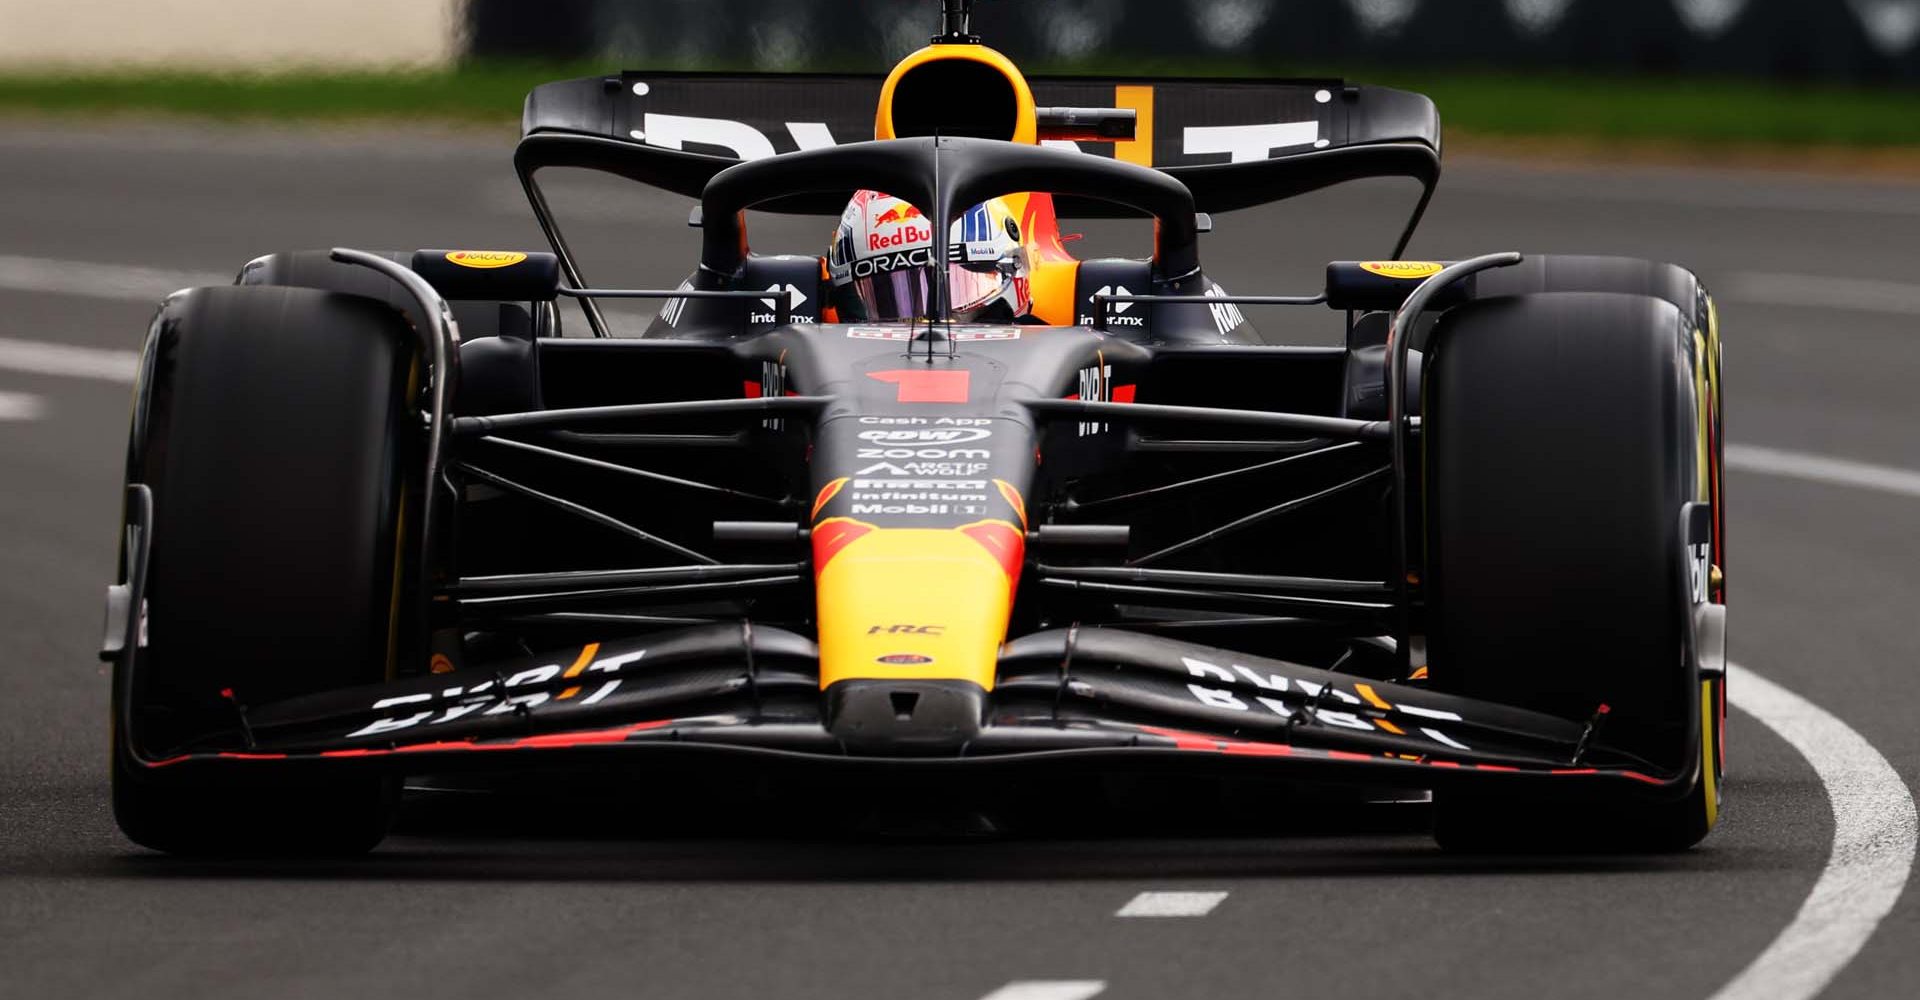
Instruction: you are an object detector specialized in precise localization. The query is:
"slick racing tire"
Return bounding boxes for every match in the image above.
[111,285,416,855]
[1423,291,1722,853]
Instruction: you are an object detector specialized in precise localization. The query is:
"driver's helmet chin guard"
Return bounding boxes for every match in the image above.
[827,190,1033,323]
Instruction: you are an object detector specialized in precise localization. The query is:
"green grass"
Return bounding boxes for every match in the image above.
[1407,73,1920,148]
[3,62,1920,148]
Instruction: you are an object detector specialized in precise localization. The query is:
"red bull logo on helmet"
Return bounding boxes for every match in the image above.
[873,203,923,226]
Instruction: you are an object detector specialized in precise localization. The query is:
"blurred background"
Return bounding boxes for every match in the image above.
[8,0,1920,78]
[4,0,1920,145]
[463,0,1920,80]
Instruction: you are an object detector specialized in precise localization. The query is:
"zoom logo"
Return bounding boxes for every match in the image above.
[856,448,990,460]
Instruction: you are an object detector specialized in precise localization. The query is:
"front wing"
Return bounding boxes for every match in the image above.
[118,620,1700,800]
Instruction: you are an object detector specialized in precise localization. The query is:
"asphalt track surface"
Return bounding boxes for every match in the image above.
[1,123,1917,1000]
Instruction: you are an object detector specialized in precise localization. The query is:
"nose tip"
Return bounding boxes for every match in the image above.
[826,680,987,755]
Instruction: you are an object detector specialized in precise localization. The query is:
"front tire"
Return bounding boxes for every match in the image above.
[111,285,416,855]
[1423,291,1721,853]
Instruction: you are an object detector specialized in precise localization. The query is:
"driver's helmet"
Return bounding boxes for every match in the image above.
[827,190,1031,323]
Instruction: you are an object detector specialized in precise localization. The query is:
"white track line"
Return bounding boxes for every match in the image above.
[976,982,1106,1000]
[0,254,227,303]
[1726,444,1920,499]
[0,390,46,421]
[1713,663,1917,1000]
[1722,272,1920,316]
[1115,890,1229,917]
[0,338,139,383]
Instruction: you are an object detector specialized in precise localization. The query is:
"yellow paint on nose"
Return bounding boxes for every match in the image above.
[814,520,1023,689]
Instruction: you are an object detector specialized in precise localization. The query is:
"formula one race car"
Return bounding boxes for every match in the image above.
[103,0,1726,854]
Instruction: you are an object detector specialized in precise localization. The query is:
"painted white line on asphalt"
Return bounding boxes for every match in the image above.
[0,391,46,421]
[1713,663,1917,1000]
[1727,444,1920,499]
[1722,271,1920,316]
[976,982,1106,1000]
[0,254,227,303]
[1115,890,1229,917]
[0,337,139,383]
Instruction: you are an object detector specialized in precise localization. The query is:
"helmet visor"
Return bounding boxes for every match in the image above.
[849,267,930,322]
[948,263,1012,316]
[847,264,1010,322]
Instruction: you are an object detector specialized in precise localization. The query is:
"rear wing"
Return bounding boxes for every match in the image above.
[519,72,1440,250]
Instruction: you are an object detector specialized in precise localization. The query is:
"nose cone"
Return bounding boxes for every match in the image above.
[812,518,1024,690]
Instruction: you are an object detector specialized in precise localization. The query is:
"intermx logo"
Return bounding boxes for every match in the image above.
[1085,285,1144,327]
[751,283,811,325]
